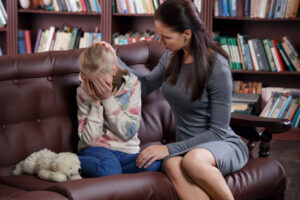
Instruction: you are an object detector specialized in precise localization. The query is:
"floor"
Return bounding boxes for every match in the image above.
[266,138,300,200]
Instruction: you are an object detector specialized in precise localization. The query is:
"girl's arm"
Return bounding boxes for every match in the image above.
[77,86,105,146]
[101,76,142,141]
[118,51,170,96]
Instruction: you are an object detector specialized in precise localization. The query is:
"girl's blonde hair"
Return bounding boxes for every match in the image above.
[79,45,118,77]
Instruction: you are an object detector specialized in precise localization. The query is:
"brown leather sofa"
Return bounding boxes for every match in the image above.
[0,41,290,200]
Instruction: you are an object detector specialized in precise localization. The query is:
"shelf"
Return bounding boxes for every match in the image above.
[112,13,154,17]
[214,16,300,22]
[232,70,300,75]
[18,9,101,16]
[0,27,7,32]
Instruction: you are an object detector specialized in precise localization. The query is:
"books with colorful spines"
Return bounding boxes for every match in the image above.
[262,39,277,71]
[227,37,239,69]
[271,95,287,118]
[281,37,300,71]
[45,26,56,51]
[248,39,260,71]
[18,30,26,54]
[231,38,243,70]
[237,34,253,70]
[24,30,32,54]
[68,27,79,50]
[252,38,266,70]
[260,95,277,117]
[292,105,300,127]
[289,97,300,121]
[283,96,298,119]
[278,94,293,118]
[269,40,286,71]
[257,39,272,71]
[277,42,295,71]
[237,0,244,17]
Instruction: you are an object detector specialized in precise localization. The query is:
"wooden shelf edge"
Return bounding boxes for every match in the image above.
[112,13,154,17]
[232,70,300,75]
[0,27,7,32]
[214,16,300,21]
[18,9,101,16]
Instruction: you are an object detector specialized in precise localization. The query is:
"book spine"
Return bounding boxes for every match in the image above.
[24,30,32,54]
[18,30,26,54]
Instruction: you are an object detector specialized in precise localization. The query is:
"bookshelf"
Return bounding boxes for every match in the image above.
[207,0,300,131]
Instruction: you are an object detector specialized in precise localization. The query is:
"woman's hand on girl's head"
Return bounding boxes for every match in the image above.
[92,41,116,56]
[91,77,113,100]
[136,145,169,169]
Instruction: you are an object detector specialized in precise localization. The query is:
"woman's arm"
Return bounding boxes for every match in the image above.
[77,86,105,146]
[117,51,170,96]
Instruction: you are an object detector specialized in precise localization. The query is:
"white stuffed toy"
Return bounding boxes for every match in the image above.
[12,148,82,182]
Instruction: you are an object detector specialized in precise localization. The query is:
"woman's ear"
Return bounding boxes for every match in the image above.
[184,29,192,40]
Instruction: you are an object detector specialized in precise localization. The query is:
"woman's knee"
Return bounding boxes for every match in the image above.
[164,157,183,181]
[182,149,216,177]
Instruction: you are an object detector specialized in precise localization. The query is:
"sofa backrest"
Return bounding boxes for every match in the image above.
[0,41,175,176]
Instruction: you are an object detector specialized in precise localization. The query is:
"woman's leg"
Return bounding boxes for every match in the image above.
[79,147,122,177]
[182,148,234,200]
[165,156,210,200]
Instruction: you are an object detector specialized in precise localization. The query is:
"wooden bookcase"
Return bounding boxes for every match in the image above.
[205,1,300,132]
[1,0,299,131]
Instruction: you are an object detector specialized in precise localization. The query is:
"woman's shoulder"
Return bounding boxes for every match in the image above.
[210,52,231,77]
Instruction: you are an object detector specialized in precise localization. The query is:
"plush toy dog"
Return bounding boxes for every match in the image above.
[12,148,82,182]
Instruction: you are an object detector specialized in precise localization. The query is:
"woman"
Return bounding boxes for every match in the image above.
[115,0,249,199]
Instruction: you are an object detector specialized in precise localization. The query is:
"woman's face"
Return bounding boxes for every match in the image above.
[155,20,186,52]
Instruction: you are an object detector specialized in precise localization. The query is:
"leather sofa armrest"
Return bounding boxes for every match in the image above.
[230,113,291,158]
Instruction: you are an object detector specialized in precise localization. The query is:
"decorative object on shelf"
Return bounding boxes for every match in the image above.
[19,0,30,9]
[19,0,52,9]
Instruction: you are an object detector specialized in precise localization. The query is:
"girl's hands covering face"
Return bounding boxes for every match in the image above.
[90,76,114,100]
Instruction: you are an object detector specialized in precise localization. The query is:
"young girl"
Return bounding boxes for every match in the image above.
[77,45,161,177]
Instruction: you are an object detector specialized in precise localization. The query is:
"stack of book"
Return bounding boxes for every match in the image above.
[215,34,300,72]
[112,31,159,45]
[39,0,102,13]
[231,81,262,114]
[214,0,300,18]
[113,0,164,14]
[0,0,7,28]
[18,26,101,54]
[260,92,300,127]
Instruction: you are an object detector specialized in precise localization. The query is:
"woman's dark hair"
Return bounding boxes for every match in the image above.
[154,0,228,101]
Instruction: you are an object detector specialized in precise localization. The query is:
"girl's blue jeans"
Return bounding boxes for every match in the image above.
[79,147,161,178]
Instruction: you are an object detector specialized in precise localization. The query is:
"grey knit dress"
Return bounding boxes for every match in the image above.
[119,51,249,176]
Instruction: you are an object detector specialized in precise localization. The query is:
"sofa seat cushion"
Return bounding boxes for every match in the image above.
[0,183,67,200]
[46,172,178,200]
[226,158,286,200]
[0,172,178,200]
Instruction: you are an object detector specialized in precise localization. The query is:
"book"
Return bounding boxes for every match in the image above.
[34,29,43,53]
[277,42,295,71]
[262,39,277,71]
[0,45,3,56]
[281,37,300,71]
[278,94,293,118]
[248,39,260,71]
[24,30,32,54]
[18,30,26,54]
[269,40,286,71]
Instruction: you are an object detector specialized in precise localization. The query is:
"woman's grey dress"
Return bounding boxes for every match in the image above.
[119,51,249,176]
